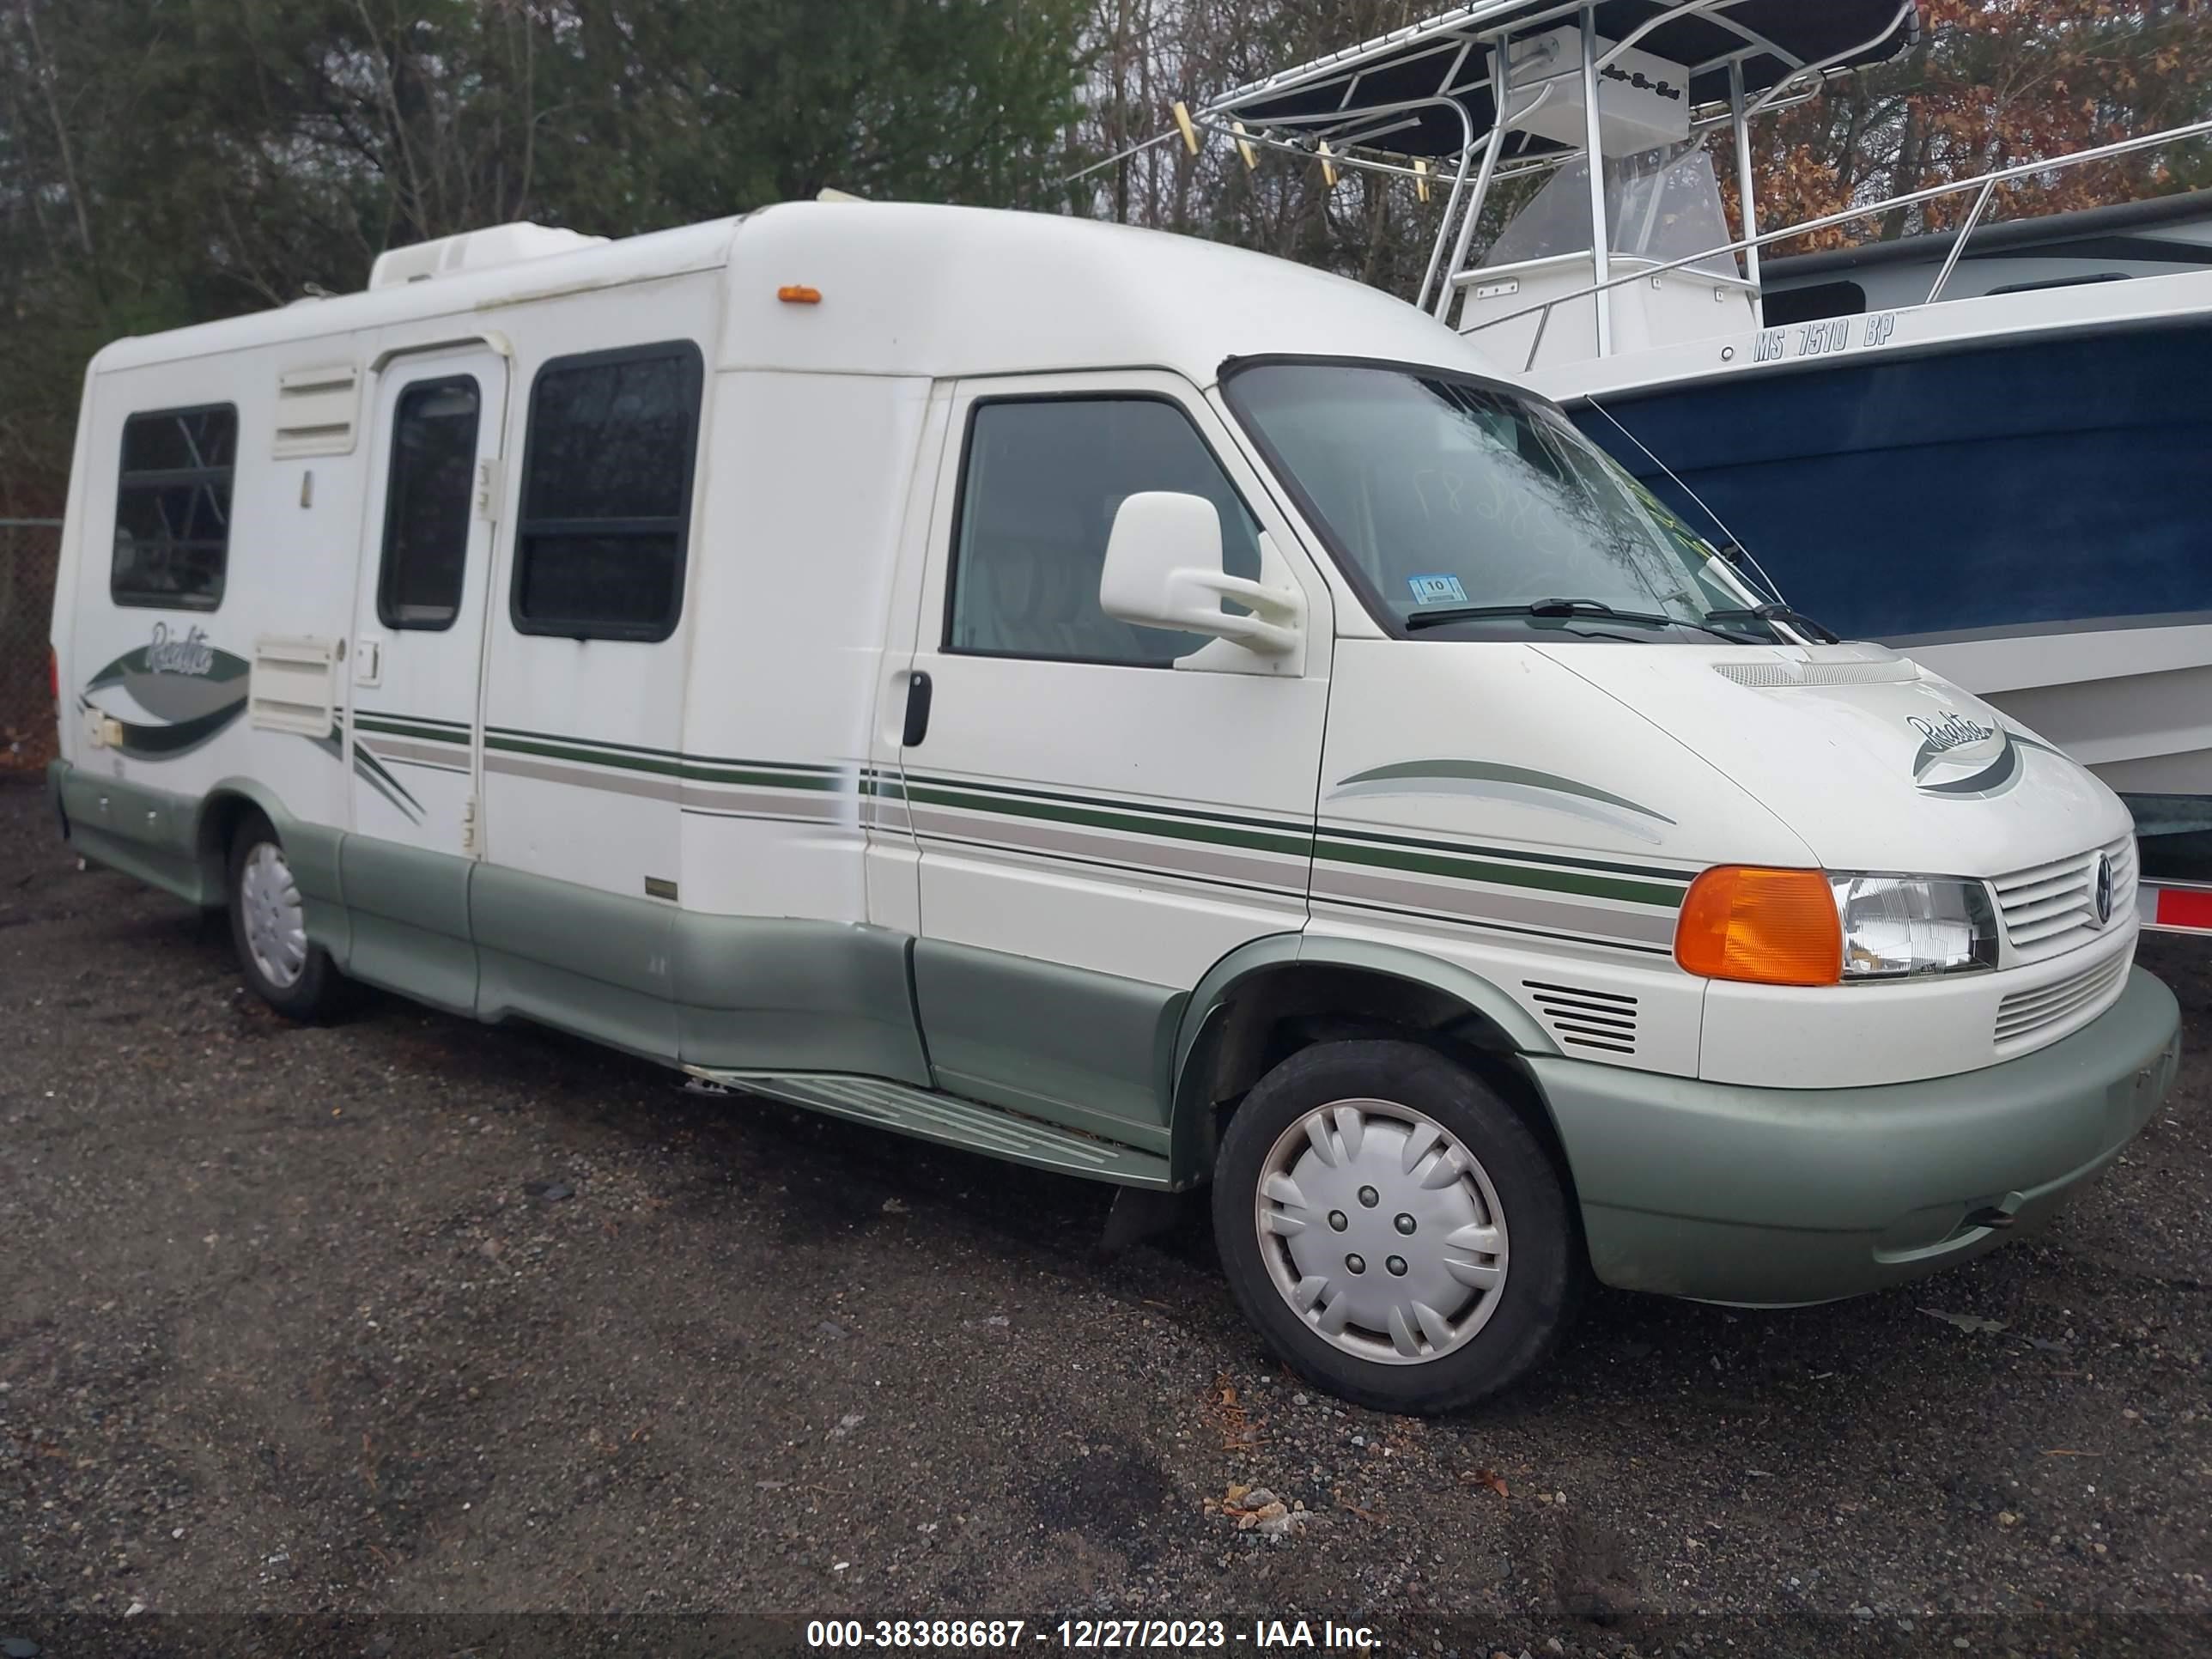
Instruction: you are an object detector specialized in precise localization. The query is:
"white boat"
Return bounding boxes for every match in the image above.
[1198,1,2212,888]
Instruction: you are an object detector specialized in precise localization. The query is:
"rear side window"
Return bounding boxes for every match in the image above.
[377,377,482,629]
[111,404,238,610]
[512,342,703,641]
[947,398,1261,665]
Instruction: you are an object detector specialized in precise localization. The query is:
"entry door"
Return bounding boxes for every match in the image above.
[349,349,509,852]
[895,372,1334,1143]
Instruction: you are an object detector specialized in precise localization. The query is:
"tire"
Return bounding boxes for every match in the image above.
[226,810,342,1020]
[1212,1038,1577,1414]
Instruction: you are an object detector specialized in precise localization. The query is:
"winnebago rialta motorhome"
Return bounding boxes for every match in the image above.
[48,203,2181,1411]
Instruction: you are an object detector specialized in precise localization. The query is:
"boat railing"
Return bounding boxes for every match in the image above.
[1452,115,2212,371]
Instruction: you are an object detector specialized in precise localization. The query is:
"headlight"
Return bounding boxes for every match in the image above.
[1829,874,1997,979]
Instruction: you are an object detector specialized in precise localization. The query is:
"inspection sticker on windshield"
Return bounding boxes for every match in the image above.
[1408,574,1468,605]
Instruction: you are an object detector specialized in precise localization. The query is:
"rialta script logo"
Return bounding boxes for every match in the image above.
[1907,710,1996,756]
[143,622,216,677]
[1910,708,2033,799]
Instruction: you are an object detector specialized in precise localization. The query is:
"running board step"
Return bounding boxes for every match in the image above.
[685,1069,1174,1190]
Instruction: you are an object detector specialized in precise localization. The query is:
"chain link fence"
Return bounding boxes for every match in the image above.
[3,520,63,775]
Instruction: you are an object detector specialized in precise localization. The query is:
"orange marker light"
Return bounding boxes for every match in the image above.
[1674,866,1842,987]
[777,285,823,305]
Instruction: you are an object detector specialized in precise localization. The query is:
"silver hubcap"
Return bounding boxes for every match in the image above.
[1255,1098,1510,1365]
[240,841,308,989]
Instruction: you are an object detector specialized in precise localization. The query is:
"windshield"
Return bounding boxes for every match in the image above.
[1224,361,1768,641]
[1482,142,1740,279]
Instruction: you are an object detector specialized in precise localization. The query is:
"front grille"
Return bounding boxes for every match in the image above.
[1991,835,2136,964]
[1524,981,1638,1055]
[1994,947,2130,1052]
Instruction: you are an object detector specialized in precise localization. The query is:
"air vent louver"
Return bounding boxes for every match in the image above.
[1524,980,1638,1055]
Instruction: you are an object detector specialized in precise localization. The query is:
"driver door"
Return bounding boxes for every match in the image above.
[890,371,1334,1145]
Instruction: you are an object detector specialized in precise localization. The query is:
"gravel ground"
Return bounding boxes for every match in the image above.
[3,775,2209,1658]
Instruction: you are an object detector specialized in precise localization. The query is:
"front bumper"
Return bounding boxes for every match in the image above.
[1530,966,2182,1305]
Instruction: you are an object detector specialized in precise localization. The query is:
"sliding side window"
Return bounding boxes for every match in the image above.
[111,404,238,610]
[511,342,704,641]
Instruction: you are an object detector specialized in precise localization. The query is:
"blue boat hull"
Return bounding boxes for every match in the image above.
[1571,316,2212,869]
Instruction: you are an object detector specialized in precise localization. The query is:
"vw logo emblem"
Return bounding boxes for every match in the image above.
[2094,853,2114,927]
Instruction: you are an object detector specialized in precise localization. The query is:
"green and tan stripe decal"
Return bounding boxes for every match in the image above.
[485,725,846,793]
[353,713,471,787]
[894,771,1313,860]
[884,769,1687,952]
[351,720,1690,951]
[1316,828,1686,909]
[311,715,427,825]
[356,712,470,746]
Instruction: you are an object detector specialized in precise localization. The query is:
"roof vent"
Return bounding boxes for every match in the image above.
[367,222,608,290]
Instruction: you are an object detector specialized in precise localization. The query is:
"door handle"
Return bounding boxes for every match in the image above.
[902,672,933,749]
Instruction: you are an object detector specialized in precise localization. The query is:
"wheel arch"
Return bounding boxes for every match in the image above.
[191,779,295,901]
[1165,934,1566,1188]
[193,779,349,958]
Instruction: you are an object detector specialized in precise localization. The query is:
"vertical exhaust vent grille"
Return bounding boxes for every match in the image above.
[1523,981,1638,1055]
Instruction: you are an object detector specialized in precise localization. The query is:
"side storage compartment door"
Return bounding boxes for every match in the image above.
[343,345,510,1012]
[897,372,1334,1150]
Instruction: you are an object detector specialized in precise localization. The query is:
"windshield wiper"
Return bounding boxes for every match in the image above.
[1701,603,1843,644]
[1405,598,1749,642]
[1405,598,1671,632]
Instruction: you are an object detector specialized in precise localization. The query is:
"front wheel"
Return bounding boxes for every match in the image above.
[1213,1039,1577,1413]
[227,811,342,1020]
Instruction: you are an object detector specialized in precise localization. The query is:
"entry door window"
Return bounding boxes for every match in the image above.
[948,398,1261,665]
[376,377,482,629]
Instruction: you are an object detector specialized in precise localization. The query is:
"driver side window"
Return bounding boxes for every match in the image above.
[947,396,1261,666]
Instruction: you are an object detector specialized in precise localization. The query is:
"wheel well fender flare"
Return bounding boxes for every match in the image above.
[1165,934,1560,1184]
[191,778,294,889]
[191,781,346,952]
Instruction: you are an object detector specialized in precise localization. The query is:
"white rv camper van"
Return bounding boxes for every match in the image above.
[47,203,2181,1411]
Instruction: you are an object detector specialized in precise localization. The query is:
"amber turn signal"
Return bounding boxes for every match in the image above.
[1674,866,1842,987]
[777,285,823,305]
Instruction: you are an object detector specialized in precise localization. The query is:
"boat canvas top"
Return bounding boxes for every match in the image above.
[1201,0,1920,162]
[1194,2,1928,360]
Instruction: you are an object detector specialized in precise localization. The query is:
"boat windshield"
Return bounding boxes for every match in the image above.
[1224,360,1769,641]
[1482,142,1739,278]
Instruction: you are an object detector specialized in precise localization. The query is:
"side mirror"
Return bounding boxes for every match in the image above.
[1098,492,1301,656]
